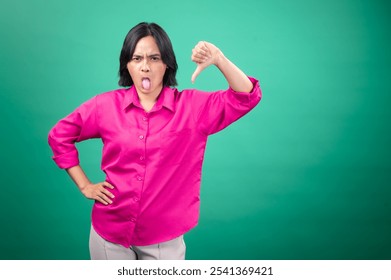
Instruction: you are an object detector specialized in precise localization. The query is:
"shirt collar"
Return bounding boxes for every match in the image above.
[123,86,175,112]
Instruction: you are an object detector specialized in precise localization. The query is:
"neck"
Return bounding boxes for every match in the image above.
[137,86,163,112]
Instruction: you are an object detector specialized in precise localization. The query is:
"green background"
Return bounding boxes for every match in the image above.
[1,0,390,260]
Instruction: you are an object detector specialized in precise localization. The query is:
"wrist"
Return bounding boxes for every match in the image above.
[79,180,92,192]
[214,50,226,68]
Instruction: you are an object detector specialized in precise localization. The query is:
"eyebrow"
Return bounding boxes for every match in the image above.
[132,53,161,57]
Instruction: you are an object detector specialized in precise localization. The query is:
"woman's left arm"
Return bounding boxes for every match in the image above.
[191,41,253,93]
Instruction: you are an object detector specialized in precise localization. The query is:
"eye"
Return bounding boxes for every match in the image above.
[132,56,141,61]
[151,56,160,61]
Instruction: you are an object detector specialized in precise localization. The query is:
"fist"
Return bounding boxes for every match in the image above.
[191,41,223,83]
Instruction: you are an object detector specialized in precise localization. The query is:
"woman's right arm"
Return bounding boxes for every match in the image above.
[66,165,114,205]
[49,96,114,205]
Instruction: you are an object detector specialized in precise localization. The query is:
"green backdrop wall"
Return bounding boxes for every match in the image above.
[0,0,390,260]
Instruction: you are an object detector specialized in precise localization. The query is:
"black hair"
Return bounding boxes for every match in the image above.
[118,22,178,87]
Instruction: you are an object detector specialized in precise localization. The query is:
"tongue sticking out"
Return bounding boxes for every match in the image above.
[142,78,151,90]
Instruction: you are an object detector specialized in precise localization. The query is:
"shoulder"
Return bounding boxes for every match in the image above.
[174,87,213,101]
[96,88,128,100]
[94,88,129,107]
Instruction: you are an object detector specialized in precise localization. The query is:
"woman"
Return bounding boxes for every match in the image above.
[48,22,261,260]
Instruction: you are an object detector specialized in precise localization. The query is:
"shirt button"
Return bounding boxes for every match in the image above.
[140,156,144,161]
[142,117,148,121]
[134,197,139,202]
[139,135,144,140]
[137,176,143,181]
[131,218,136,222]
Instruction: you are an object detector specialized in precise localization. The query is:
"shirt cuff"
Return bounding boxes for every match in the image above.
[227,76,262,107]
[52,150,80,169]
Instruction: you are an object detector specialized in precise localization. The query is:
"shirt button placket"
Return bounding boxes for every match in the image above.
[140,115,148,163]
[133,113,148,224]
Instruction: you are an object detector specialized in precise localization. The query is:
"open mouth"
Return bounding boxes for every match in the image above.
[142,78,151,90]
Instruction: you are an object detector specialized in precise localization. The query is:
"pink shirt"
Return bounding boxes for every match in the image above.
[48,77,261,247]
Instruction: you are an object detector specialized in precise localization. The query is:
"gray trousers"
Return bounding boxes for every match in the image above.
[89,225,186,260]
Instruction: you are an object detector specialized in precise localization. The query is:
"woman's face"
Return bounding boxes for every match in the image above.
[127,36,167,97]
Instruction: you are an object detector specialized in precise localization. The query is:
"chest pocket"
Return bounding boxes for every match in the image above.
[159,129,192,166]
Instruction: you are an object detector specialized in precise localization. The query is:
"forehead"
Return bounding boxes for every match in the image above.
[133,36,161,54]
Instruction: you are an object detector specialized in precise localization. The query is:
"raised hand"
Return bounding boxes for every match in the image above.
[191,40,253,92]
[191,41,223,83]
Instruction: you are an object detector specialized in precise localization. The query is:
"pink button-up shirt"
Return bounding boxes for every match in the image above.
[48,77,261,247]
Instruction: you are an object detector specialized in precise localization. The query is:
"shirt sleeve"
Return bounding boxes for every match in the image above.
[48,96,100,169]
[195,77,262,135]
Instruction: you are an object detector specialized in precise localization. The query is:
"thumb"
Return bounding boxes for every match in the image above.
[191,64,205,84]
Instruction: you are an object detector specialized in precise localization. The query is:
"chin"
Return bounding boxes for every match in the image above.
[137,86,153,94]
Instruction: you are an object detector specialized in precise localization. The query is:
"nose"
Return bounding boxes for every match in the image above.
[141,59,150,72]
